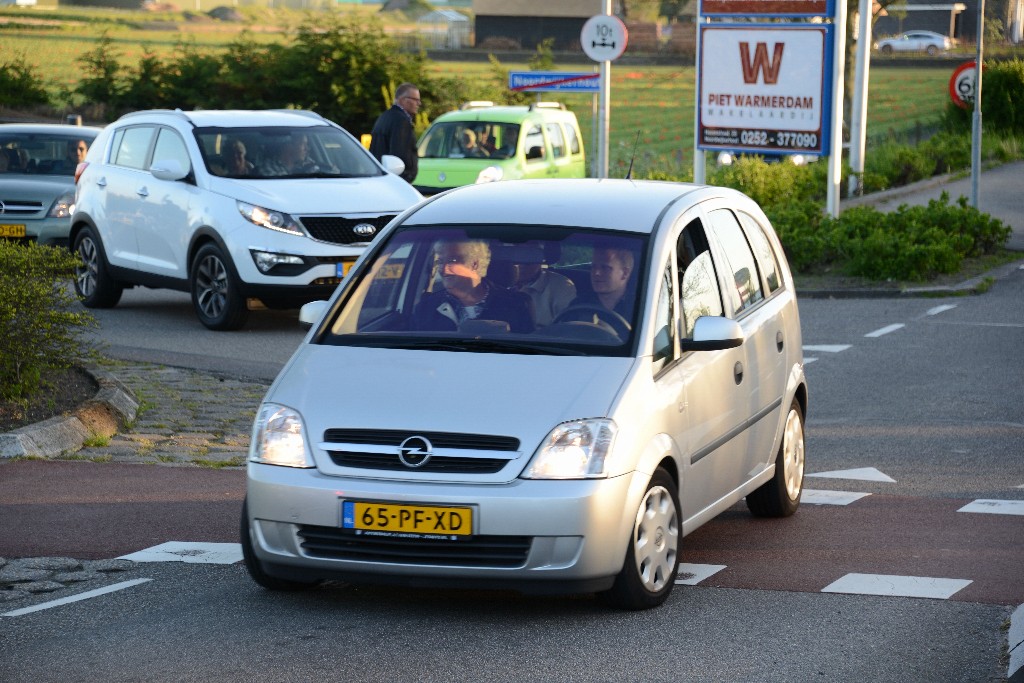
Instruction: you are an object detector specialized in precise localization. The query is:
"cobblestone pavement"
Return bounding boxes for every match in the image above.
[0,556,136,603]
[75,361,269,469]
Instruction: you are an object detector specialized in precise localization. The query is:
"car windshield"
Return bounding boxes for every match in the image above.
[418,122,521,160]
[0,132,97,176]
[193,125,384,179]
[318,224,648,357]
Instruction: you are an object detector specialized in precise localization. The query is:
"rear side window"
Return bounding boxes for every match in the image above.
[738,212,782,294]
[707,209,764,316]
[524,125,545,161]
[545,123,566,158]
[566,124,581,155]
[112,126,155,170]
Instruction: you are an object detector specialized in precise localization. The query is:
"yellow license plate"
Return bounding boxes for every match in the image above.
[335,260,355,278]
[0,224,26,238]
[343,501,473,536]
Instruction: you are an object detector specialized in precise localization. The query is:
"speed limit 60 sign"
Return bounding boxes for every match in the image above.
[949,61,978,109]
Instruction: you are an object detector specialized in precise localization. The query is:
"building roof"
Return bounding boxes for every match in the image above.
[473,0,606,18]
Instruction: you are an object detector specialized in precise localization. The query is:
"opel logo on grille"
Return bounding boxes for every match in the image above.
[0,201,6,214]
[352,223,377,238]
[398,436,433,468]
[438,172,446,182]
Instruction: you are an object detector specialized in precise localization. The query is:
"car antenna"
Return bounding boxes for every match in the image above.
[625,130,641,180]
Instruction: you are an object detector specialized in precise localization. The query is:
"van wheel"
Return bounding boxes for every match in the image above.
[746,399,805,518]
[240,500,318,591]
[602,468,680,610]
[190,243,248,330]
[73,227,123,308]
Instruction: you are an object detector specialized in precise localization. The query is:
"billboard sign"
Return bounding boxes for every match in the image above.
[700,0,834,16]
[697,24,833,156]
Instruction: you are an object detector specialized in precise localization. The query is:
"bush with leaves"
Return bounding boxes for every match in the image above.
[0,54,51,108]
[0,242,96,402]
[942,58,1024,135]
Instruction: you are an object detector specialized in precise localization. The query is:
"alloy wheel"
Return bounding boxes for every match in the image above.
[75,236,98,297]
[194,253,229,320]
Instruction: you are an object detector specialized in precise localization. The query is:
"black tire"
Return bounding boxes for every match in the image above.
[926,45,939,56]
[73,226,123,308]
[602,468,680,610]
[240,500,318,591]
[746,399,805,518]
[881,45,893,55]
[190,243,249,331]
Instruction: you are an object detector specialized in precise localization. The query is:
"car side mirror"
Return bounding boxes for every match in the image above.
[381,154,406,176]
[150,158,189,181]
[298,300,330,330]
[680,316,744,352]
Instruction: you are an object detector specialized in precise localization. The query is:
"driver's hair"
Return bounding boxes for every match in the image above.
[596,247,634,275]
[435,239,491,277]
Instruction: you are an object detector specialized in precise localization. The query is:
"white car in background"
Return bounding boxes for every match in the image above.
[72,109,421,330]
[875,30,953,56]
[242,178,809,610]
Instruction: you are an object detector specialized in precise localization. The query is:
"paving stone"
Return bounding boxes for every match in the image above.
[82,559,133,572]
[11,557,82,572]
[20,581,66,594]
[0,568,52,583]
[52,571,102,583]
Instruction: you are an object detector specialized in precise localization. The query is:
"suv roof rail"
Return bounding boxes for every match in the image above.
[269,109,327,121]
[460,101,495,110]
[117,109,194,122]
[529,102,566,111]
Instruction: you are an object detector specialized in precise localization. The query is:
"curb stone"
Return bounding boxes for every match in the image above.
[0,368,139,459]
[1010,603,1024,682]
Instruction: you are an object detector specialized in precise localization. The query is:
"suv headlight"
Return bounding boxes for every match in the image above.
[238,201,304,236]
[48,192,76,219]
[249,403,314,468]
[523,419,618,479]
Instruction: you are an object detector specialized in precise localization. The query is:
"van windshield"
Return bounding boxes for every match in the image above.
[193,125,383,179]
[418,122,521,160]
[318,224,647,357]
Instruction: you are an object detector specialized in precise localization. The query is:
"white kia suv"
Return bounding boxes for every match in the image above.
[71,109,422,330]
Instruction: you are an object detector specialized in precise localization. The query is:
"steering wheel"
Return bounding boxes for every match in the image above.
[552,304,632,340]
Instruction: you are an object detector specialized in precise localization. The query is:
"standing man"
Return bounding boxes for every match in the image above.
[369,82,421,184]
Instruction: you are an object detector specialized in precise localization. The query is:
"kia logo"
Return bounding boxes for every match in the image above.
[353,223,377,238]
[398,436,433,468]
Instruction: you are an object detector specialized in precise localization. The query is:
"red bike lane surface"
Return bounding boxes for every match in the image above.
[0,460,244,560]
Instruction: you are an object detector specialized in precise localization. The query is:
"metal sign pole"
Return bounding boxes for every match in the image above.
[693,17,706,185]
[826,0,848,218]
[971,0,985,208]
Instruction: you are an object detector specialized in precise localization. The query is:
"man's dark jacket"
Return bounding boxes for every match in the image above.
[369,105,418,183]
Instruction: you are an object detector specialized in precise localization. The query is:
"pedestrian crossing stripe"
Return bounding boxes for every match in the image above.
[801,489,871,506]
[806,467,896,483]
[957,499,1024,516]
[675,563,726,585]
[821,573,971,599]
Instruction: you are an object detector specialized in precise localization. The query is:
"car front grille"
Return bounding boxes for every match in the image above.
[0,199,44,217]
[322,428,520,474]
[299,215,397,245]
[297,525,531,568]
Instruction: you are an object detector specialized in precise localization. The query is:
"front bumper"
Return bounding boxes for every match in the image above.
[246,463,642,592]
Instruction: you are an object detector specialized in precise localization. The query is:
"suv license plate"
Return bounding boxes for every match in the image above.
[342,501,472,536]
[0,224,26,238]
[336,260,355,278]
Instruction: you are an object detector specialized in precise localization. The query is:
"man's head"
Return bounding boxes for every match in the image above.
[436,239,490,295]
[68,139,88,164]
[395,83,421,117]
[590,247,634,302]
[460,129,477,150]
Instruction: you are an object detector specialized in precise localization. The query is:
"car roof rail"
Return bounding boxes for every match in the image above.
[529,102,566,111]
[117,109,194,123]
[269,109,327,121]
[460,101,495,110]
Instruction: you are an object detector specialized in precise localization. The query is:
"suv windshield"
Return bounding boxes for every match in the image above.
[418,122,520,160]
[193,125,383,179]
[318,225,647,357]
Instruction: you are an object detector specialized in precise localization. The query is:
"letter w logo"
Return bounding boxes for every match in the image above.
[739,42,784,85]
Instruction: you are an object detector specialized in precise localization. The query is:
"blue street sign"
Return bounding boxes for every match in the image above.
[508,71,601,93]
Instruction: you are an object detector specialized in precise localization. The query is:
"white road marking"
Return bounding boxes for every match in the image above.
[957,499,1024,516]
[925,304,957,316]
[1,579,152,618]
[807,467,896,483]
[822,573,971,599]
[675,563,727,585]
[118,542,243,564]
[804,357,818,364]
[803,344,852,353]
[802,489,871,506]
[865,323,905,338]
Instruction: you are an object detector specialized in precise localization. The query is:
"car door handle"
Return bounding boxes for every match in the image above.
[96,177,106,188]
[776,331,784,352]
[137,187,149,198]
[734,361,744,385]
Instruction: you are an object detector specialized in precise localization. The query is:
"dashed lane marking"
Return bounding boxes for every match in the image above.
[806,467,896,483]
[864,323,905,338]
[119,542,243,564]
[803,344,852,353]
[675,563,727,585]
[802,489,871,506]
[957,499,1024,516]
[822,573,972,599]
[1,579,153,618]
[925,304,957,316]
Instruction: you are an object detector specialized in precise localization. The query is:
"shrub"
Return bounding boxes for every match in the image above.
[941,58,1024,135]
[0,242,97,401]
[0,54,51,108]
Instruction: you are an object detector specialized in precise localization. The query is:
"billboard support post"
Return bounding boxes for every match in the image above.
[826,0,847,218]
[849,0,871,197]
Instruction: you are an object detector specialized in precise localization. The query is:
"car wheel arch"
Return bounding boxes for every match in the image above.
[187,228,232,279]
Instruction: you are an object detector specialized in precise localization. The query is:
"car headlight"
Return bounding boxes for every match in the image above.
[237,201,304,236]
[48,192,76,219]
[249,403,314,468]
[523,419,618,479]
[476,165,504,184]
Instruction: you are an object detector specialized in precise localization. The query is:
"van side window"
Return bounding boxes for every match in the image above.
[524,125,545,161]
[566,124,581,155]
[545,123,566,158]
[738,211,782,294]
[707,209,764,316]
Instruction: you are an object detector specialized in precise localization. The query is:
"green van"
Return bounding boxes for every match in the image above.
[413,102,586,195]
